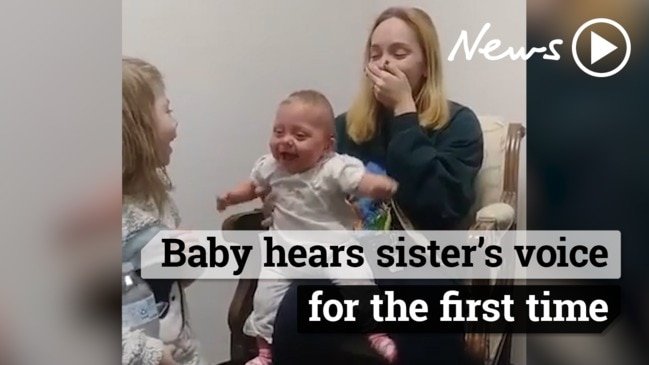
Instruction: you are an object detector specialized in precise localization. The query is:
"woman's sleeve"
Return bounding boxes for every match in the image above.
[385,107,484,222]
[122,327,164,365]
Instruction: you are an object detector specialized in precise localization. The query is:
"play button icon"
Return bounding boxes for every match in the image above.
[572,18,631,78]
[590,31,618,64]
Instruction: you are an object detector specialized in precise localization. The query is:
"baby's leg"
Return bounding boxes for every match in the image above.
[367,332,398,363]
[326,250,398,363]
[243,268,292,365]
[244,337,272,365]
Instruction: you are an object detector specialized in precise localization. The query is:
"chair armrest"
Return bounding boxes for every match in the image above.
[224,209,265,333]
[467,196,517,364]
[227,279,257,333]
[228,277,258,364]
[223,209,266,363]
[466,123,524,365]
[475,202,515,231]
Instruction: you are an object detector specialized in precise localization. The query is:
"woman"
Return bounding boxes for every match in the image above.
[264,7,484,365]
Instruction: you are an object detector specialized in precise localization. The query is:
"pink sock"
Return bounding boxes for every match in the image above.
[244,337,272,365]
[368,333,398,363]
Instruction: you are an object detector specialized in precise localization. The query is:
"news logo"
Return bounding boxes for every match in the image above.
[448,18,631,78]
[571,18,631,78]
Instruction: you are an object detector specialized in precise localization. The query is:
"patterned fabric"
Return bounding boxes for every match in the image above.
[121,327,164,365]
[122,195,180,244]
[122,189,205,365]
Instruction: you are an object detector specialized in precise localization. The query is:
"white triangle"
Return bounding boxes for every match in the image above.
[591,31,617,64]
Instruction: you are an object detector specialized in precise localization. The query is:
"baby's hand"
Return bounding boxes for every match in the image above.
[254,184,276,228]
[373,175,398,199]
[360,174,398,200]
[216,194,230,212]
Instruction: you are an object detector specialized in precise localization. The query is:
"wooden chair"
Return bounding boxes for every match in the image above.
[224,119,526,365]
[465,119,525,365]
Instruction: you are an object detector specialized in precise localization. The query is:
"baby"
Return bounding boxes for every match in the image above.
[217,90,398,365]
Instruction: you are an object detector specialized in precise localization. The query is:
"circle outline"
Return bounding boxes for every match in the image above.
[571,18,631,78]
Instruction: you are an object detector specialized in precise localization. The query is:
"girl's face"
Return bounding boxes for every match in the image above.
[153,94,178,166]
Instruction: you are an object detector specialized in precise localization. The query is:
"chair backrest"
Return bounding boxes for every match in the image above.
[464,116,524,228]
[476,116,509,208]
[468,117,525,365]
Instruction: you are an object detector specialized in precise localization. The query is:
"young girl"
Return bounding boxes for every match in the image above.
[217,90,399,365]
[121,56,205,365]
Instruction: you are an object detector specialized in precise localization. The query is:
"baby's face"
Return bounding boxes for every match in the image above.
[270,102,332,174]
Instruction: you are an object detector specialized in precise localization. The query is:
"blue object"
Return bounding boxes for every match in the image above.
[353,162,390,230]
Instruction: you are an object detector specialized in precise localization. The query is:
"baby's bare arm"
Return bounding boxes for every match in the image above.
[229,180,259,203]
[217,180,259,212]
[222,180,258,206]
[356,173,398,200]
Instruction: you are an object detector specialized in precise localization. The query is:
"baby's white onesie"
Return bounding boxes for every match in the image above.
[243,152,377,344]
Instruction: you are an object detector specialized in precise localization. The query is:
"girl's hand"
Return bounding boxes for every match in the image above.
[159,344,179,365]
[365,61,416,114]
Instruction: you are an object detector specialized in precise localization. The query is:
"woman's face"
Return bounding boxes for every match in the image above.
[369,17,427,92]
[153,94,178,166]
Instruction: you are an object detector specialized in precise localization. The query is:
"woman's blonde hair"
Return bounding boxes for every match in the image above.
[122,57,172,211]
[346,7,449,143]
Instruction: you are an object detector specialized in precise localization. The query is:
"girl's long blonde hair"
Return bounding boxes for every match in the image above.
[122,57,172,211]
[346,7,449,143]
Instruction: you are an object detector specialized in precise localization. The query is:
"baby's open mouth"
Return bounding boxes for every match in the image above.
[280,152,298,161]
